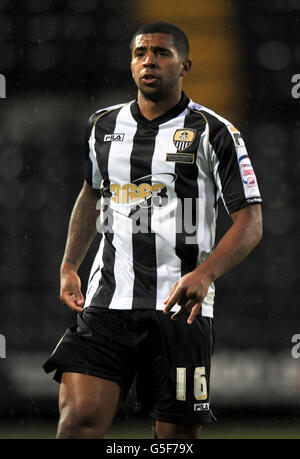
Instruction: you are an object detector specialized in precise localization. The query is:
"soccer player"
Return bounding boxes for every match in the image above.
[43,22,263,439]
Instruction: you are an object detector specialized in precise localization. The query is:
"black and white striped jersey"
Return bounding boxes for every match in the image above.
[83,92,262,317]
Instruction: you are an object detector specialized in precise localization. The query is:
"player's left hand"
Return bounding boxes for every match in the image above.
[163,269,212,324]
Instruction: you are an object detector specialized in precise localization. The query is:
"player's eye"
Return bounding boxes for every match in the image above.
[156,49,170,56]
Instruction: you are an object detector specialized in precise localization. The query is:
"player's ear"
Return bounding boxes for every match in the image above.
[180,59,192,77]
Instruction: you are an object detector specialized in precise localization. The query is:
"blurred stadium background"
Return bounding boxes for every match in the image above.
[0,0,299,439]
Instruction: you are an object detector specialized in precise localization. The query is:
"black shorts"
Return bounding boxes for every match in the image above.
[43,307,215,425]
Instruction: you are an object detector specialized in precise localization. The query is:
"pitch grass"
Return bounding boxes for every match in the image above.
[0,419,299,439]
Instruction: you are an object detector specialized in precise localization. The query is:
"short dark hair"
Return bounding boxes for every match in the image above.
[130,22,189,59]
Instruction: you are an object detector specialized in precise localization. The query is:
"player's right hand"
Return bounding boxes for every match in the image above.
[60,270,85,312]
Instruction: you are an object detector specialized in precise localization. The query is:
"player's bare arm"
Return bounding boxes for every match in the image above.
[164,203,263,324]
[60,180,101,312]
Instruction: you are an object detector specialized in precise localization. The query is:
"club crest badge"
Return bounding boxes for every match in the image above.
[173,129,196,151]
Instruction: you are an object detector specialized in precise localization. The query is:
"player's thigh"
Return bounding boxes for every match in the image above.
[154,420,201,439]
[59,372,121,424]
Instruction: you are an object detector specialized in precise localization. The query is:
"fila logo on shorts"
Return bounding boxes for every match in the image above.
[194,402,210,412]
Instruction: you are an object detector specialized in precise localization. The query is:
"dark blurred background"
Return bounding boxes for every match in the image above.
[0,0,299,438]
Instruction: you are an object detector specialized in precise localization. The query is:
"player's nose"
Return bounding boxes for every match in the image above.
[143,52,156,67]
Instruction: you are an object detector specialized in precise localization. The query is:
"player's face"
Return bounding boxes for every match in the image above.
[131,33,189,101]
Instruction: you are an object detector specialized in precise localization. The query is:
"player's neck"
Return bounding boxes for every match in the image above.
[137,90,182,121]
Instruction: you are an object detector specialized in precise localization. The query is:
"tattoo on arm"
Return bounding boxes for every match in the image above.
[62,184,100,270]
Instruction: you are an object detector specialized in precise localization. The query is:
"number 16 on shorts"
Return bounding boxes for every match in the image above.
[176,366,208,403]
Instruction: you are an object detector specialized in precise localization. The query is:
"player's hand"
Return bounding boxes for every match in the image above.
[163,269,212,325]
[60,270,85,312]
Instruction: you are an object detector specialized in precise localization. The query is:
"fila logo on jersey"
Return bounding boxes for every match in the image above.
[194,403,210,412]
[173,129,196,151]
[104,133,125,142]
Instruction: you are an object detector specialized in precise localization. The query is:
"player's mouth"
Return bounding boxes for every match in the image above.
[140,72,160,84]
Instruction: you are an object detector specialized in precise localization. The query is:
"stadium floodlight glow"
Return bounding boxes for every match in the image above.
[0,73,5,98]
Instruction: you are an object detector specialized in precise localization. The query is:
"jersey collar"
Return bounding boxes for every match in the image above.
[130,92,190,128]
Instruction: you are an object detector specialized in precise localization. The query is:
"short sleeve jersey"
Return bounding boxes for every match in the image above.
[83,93,262,317]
